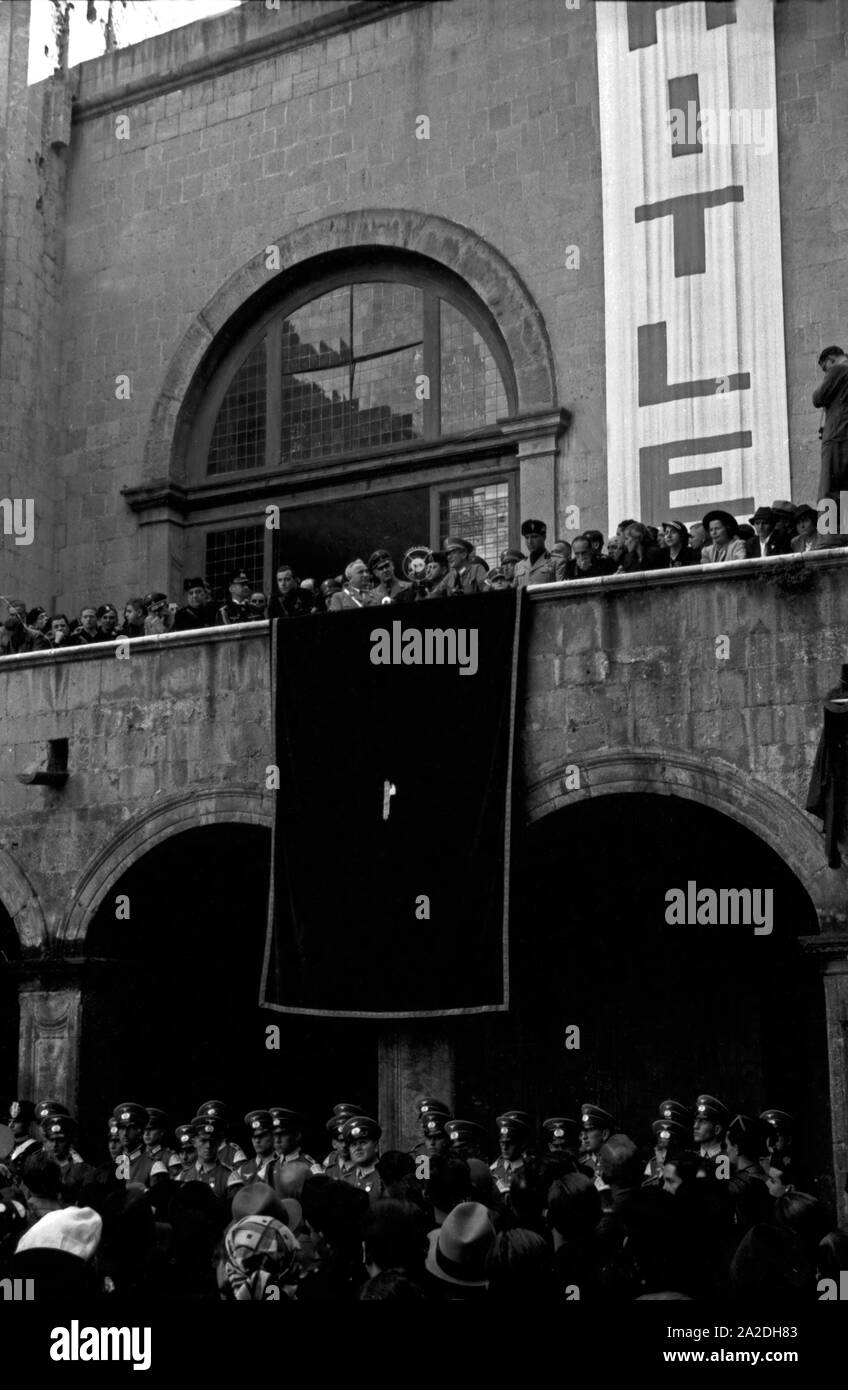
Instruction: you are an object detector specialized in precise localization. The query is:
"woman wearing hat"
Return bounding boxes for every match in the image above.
[700,511,747,564]
[660,521,697,568]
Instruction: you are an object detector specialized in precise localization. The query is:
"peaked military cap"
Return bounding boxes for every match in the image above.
[657,1098,692,1126]
[651,1118,690,1146]
[269,1108,301,1132]
[44,1114,76,1140]
[113,1102,148,1128]
[145,1107,168,1128]
[197,1099,228,1121]
[446,1119,487,1146]
[760,1109,794,1131]
[496,1110,532,1129]
[341,1115,381,1142]
[245,1109,273,1136]
[423,1113,449,1137]
[542,1117,580,1142]
[190,1116,219,1138]
[418,1097,451,1118]
[694,1094,729,1123]
[175,1124,195,1150]
[497,1115,529,1141]
[521,519,546,537]
[107,1120,121,1139]
[36,1100,69,1124]
[326,1115,349,1138]
[500,548,524,565]
[580,1104,616,1131]
[443,536,473,555]
[332,1102,365,1117]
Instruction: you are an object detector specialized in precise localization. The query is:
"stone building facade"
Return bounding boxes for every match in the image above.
[1,0,848,1206]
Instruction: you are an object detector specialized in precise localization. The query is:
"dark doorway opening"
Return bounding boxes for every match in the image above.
[454,793,828,1177]
[273,488,431,582]
[0,904,20,1107]
[79,824,377,1163]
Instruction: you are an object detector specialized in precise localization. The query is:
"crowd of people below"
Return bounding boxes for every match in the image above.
[0,497,840,657]
[1,1090,844,1302]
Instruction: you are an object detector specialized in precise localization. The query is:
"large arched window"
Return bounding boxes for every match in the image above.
[182,256,519,596]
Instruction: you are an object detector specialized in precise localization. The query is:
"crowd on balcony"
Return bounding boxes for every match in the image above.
[0,1093,842,1302]
[0,498,839,656]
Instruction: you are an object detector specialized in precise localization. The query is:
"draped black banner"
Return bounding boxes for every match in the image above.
[260,590,523,1016]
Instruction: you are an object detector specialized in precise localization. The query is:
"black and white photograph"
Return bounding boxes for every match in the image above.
[1,0,848,1360]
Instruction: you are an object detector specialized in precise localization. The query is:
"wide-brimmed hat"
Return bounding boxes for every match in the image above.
[749,506,777,524]
[770,499,796,516]
[424,1202,495,1286]
[793,504,819,524]
[702,510,740,537]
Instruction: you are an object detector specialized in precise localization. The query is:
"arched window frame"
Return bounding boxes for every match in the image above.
[185,257,519,490]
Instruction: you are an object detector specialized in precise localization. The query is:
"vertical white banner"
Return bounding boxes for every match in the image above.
[596,0,790,532]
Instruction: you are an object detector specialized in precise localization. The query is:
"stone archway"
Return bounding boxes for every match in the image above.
[0,847,49,952]
[58,786,274,948]
[143,207,559,483]
[525,747,843,922]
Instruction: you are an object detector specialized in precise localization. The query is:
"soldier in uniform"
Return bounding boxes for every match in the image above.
[445,1119,488,1162]
[35,1099,70,1139]
[195,1100,247,1171]
[269,1108,323,1174]
[759,1109,807,1194]
[643,1099,692,1182]
[7,1100,41,1176]
[514,519,557,588]
[215,571,253,625]
[578,1104,617,1195]
[542,1116,581,1159]
[368,549,411,603]
[428,538,488,596]
[499,549,524,586]
[143,1107,174,1185]
[422,1112,451,1160]
[340,1115,385,1202]
[107,1120,123,1169]
[409,1097,451,1159]
[240,1110,277,1185]
[179,1116,241,1201]
[42,1114,87,1184]
[490,1113,531,1195]
[321,1103,362,1179]
[113,1102,154,1185]
[170,1124,196,1177]
[693,1094,729,1163]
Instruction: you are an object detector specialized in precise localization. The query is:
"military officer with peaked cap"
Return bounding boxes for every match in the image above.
[239,1110,277,1186]
[644,1119,691,1183]
[759,1109,808,1193]
[170,1124,196,1177]
[269,1107,323,1174]
[341,1115,385,1202]
[179,1116,241,1201]
[693,1094,729,1161]
[43,1113,87,1183]
[429,537,488,596]
[35,1099,69,1138]
[445,1119,488,1162]
[490,1113,531,1194]
[410,1098,452,1158]
[195,1099,247,1171]
[542,1116,581,1158]
[107,1118,123,1169]
[322,1114,357,1181]
[144,1107,174,1185]
[7,1100,41,1176]
[579,1104,616,1193]
[421,1111,452,1160]
[514,519,557,588]
[113,1102,154,1184]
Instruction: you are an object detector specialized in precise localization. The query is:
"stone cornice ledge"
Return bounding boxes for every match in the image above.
[0,620,270,672]
[72,1,425,122]
[527,546,848,601]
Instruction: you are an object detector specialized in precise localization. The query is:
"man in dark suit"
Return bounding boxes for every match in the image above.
[748,507,792,557]
[813,345,848,502]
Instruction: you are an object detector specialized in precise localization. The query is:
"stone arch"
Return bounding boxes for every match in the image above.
[59,787,274,947]
[144,208,558,480]
[0,847,49,952]
[525,748,842,922]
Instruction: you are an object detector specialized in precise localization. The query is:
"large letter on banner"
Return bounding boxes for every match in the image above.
[596,0,790,531]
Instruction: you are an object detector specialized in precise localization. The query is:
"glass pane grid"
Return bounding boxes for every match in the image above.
[439,481,511,570]
[205,525,264,603]
[440,301,508,434]
[353,282,423,357]
[207,340,267,475]
[281,287,351,374]
[352,347,423,449]
[281,368,352,464]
